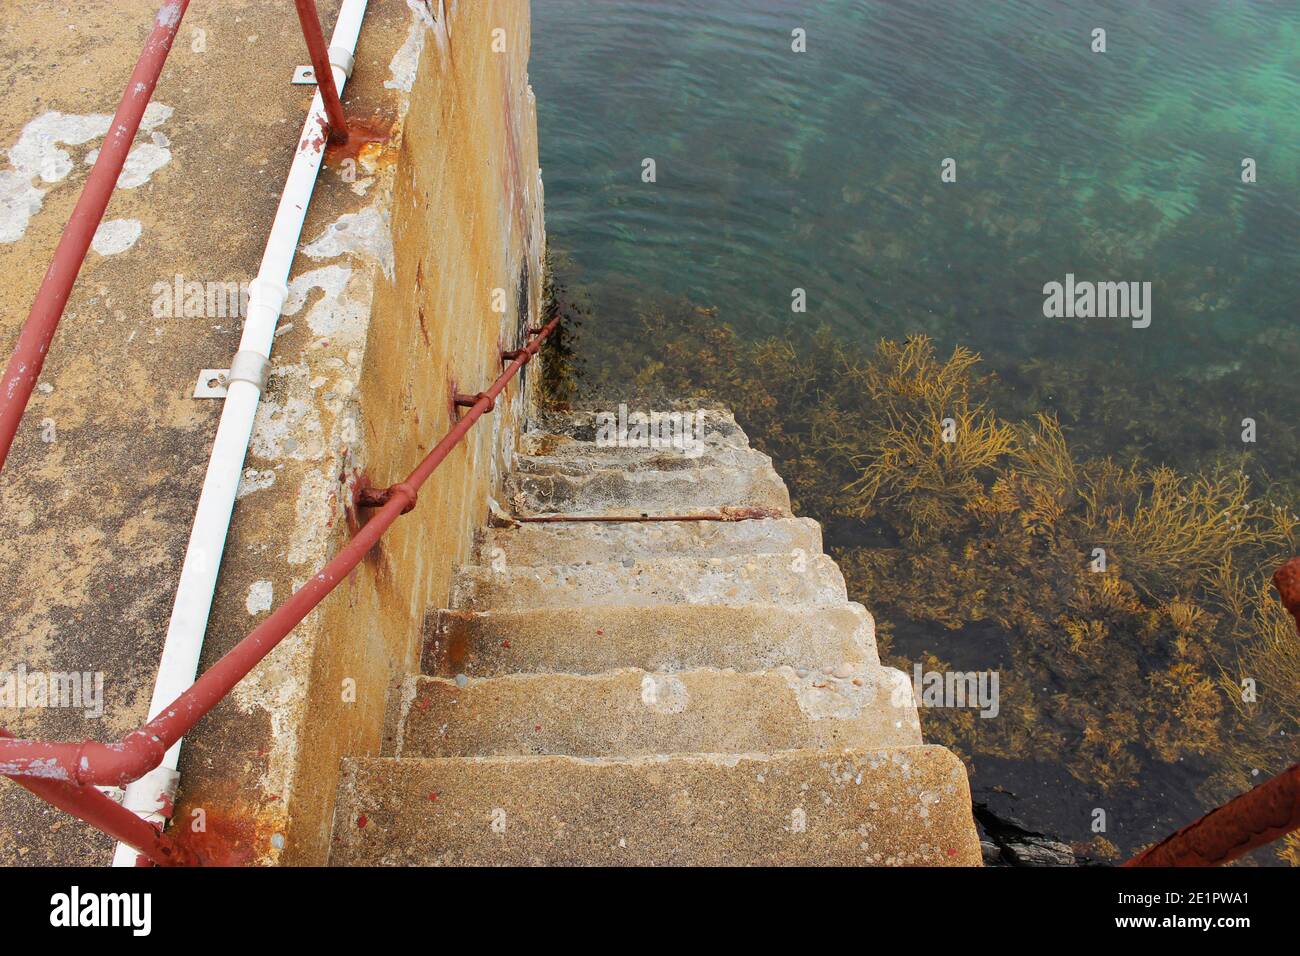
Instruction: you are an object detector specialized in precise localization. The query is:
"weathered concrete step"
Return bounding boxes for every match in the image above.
[450,553,848,610]
[475,517,822,566]
[505,465,791,518]
[524,407,749,452]
[422,603,878,677]
[554,399,734,413]
[513,442,772,475]
[519,436,750,464]
[395,666,920,758]
[331,746,983,866]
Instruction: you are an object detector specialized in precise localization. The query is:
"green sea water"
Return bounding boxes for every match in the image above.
[530,1,1299,859]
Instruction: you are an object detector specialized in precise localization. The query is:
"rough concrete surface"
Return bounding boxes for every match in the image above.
[332,409,981,866]
[524,407,749,450]
[475,516,823,565]
[333,747,983,866]
[451,552,849,610]
[422,603,879,677]
[395,666,921,758]
[513,443,774,474]
[506,463,792,517]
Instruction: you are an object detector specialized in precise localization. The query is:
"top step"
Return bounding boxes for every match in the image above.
[475,517,823,566]
[523,407,750,455]
[513,443,772,474]
[450,552,849,610]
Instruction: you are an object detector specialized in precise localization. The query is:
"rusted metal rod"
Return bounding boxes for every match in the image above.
[0,729,191,867]
[0,319,558,802]
[293,0,349,144]
[1125,559,1300,866]
[1124,764,1300,866]
[0,0,189,478]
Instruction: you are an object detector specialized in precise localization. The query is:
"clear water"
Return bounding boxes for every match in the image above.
[530,0,1299,857]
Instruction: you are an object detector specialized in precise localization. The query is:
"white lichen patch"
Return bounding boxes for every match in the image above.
[392,677,421,759]
[90,218,141,255]
[0,104,172,243]
[229,611,309,805]
[915,789,941,820]
[386,0,437,93]
[302,207,395,281]
[86,141,172,188]
[282,265,368,346]
[287,469,337,566]
[250,365,326,462]
[284,264,350,316]
[236,467,277,499]
[639,673,689,714]
[245,580,273,615]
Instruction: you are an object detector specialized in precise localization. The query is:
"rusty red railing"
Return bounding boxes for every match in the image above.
[1125,763,1300,867]
[1123,556,1300,867]
[293,0,350,144]
[0,0,349,479]
[0,1,190,475]
[0,1,564,867]
[1,1,1296,870]
[0,324,555,795]
[2,319,556,865]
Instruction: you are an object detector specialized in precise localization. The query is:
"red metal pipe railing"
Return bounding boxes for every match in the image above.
[1124,557,1300,866]
[0,0,190,477]
[0,730,191,866]
[294,0,349,144]
[1124,764,1300,867]
[1,319,558,861]
[0,0,552,863]
[0,0,352,482]
[2,0,1295,871]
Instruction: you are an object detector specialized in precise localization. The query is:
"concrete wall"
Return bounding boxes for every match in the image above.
[0,0,544,866]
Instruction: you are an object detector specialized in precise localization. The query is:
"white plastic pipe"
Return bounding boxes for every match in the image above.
[112,0,369,867]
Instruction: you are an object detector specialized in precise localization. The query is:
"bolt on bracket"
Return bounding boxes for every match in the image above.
[193,351,269,399]
[193,369,230,398]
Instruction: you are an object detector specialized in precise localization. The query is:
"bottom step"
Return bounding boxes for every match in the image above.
[332,747,981,866]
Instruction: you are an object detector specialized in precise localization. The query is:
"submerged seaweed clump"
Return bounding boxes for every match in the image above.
[552,302,1298,862]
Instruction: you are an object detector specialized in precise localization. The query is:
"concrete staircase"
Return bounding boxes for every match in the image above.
[330,405,982,865]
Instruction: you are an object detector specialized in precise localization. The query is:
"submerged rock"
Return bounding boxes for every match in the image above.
[973,790,1111,867]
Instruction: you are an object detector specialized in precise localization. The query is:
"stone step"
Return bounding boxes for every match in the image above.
[523,407,749,452]
[331,746,983,866]
[519,436,750,466]
[552,399,735,413]
[505,465,791,518]
[394,666,920,758]
[422,603,878,677]
[449,553,848,610]
[475,517,823,567]
[513,442,772,475]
